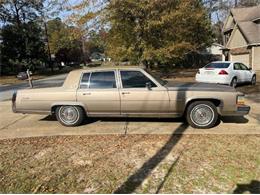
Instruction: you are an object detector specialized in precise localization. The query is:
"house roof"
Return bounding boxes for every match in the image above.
[229,5,260,44]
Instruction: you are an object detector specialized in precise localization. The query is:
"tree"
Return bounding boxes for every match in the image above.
[47,18,83,64]
[105,0,213,68]
[0,0,48,73]
[0,0,44,25]
[1,22,46,72]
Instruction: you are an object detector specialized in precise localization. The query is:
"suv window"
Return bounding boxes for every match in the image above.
[80,72,90,89]
[89,71,116,89]
[234,63,241,70]
[120,71,157,88]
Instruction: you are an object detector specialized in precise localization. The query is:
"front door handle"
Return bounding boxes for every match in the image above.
[83,92,91,95]
[122,92,130,95]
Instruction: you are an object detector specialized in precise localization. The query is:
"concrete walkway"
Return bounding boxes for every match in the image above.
[0,100,259,140]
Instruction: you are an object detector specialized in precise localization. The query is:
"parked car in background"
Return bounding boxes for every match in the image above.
[12,66,250,129]
[196,61,256,87]
[16,72,28,80]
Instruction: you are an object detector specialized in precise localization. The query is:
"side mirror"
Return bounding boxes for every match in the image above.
[146,82,152,90]
[248,67,252,71]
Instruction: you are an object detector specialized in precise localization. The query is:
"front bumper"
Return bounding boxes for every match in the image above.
[219,105,250,116]
[236,105,250,115]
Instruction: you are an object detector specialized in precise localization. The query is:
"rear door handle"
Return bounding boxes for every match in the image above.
[83,92,91,95]
[122,92,130,95]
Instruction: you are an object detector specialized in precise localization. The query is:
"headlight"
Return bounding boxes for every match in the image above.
[237,95,245,105]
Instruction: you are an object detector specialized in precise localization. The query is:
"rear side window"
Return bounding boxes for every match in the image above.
[120,71,157,88]
[80,73,90,89]
[205,63,230,69]
[234,63,241,70]
[89,71,116,89]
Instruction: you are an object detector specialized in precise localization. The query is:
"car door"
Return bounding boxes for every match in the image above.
[239,63,252,82]
[119,70,170,116]
[76,70,120,116]
[233,63,243,83]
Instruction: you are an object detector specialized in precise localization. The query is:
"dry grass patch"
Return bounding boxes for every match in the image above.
[0,135,259,193]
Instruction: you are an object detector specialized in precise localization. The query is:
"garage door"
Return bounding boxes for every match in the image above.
[230,54,250,67]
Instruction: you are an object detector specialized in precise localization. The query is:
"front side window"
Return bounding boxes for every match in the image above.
[120,71,157,88]
[239,63,249,70]
[89,71,116,89]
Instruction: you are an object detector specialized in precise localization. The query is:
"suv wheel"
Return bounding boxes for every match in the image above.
[230,77,237,88]
[56,105,85,127]
[251,75,256,85]
[186,101,218,129]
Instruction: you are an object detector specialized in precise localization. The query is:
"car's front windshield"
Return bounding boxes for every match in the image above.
[145,70,168,86]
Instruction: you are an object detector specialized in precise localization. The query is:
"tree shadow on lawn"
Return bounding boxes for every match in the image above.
[233,180,260,194]
[113,123,189,193]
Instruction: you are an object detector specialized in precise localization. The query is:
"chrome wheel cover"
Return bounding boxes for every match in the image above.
[58,106,79,125]
[190,104,214,127]
[232,79,237,87]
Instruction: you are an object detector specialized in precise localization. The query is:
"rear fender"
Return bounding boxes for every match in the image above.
[51,102,87,114]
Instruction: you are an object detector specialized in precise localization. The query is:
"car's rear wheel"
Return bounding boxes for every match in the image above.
[230,77,237,88]
[251,75,256,85]
[56,105,85,127]
[186,101,218,129]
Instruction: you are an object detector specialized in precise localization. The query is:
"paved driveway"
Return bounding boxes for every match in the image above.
[0,99,259,140]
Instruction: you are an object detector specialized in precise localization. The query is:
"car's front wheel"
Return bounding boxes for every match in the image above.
[55,105,85,127]
[186,101,218,129]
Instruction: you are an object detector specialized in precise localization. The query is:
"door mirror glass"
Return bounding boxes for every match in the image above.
[146,82,152,90]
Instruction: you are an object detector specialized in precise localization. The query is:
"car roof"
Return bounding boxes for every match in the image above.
[70,66,145,74]
[62,66,145,89]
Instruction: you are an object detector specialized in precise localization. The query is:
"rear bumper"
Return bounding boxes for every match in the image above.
[196,74,231,84]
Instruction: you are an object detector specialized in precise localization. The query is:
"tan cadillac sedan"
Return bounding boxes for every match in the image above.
[12,66,250,129]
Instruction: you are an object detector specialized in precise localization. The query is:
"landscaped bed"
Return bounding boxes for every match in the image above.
[0,135,259,193]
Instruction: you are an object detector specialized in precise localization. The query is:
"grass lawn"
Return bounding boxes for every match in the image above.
[0,135,259,193]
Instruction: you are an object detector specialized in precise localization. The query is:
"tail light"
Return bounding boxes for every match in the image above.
[219,70,228,75]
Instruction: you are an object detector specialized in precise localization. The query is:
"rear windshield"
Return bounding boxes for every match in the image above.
[204,63,230,69]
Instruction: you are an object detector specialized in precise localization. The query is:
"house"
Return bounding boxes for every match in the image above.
[222,5,260,71]
[206,42,224,57]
